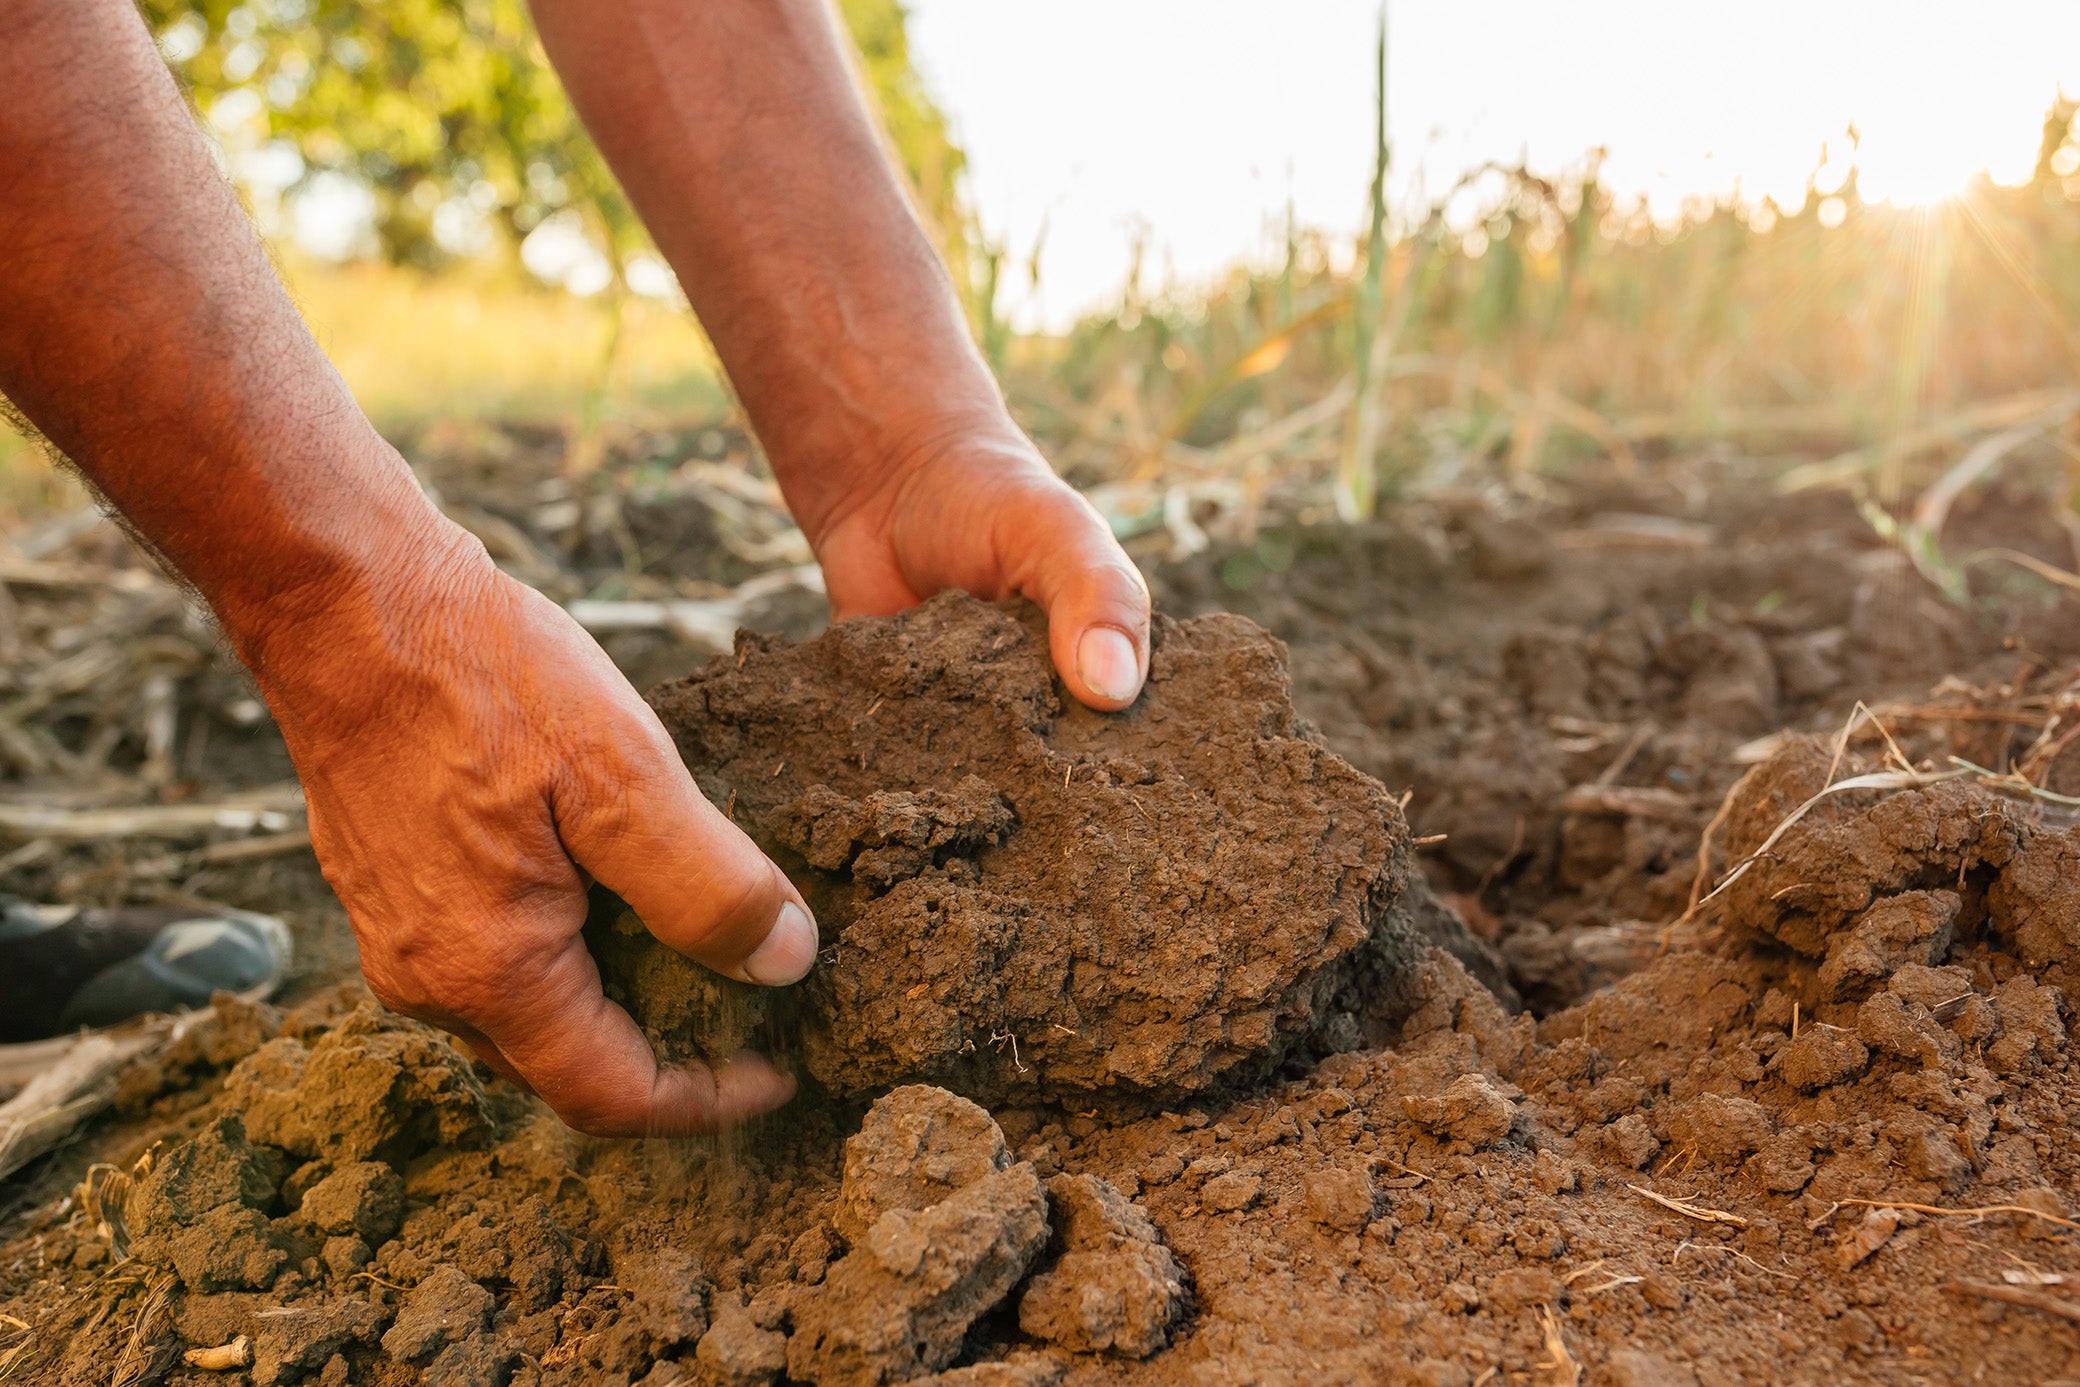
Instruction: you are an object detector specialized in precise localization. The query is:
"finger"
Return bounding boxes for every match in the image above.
[555,703,821,987]
[996,482,1152,710]
[464,933,796,1137]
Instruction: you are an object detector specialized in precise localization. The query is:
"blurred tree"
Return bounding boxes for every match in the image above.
[140,0,972,290]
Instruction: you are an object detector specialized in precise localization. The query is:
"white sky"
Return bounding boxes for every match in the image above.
[904,0,2080,330]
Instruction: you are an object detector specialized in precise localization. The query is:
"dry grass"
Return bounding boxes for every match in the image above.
[10,114,2080,557]
[1626,1183,1750,1228]
[1014,102,2080,530]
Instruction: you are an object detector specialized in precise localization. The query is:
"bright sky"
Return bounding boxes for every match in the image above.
[904,0,2080,329]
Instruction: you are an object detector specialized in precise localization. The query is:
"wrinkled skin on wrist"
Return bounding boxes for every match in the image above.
[247,532,809,1137]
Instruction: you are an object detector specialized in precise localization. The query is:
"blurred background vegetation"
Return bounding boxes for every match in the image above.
[9,1,2080,541]
[136,0,970,274]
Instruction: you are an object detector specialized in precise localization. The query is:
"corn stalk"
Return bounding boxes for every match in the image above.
[1335,2,1391,522]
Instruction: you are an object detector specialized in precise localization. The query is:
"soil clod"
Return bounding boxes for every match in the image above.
[380,1264,494,1363]
[604,595,1428,1104]
[835,1085,1012,1243]
[1017,1173,1190,1358]
[224,1002,495,1165]
[787,1157,1050,1384]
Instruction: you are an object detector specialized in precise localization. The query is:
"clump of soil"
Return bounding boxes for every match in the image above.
[595,593,1431,1104]
[787,1087,1051,1384]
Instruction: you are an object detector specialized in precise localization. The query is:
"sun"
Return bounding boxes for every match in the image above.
[1852,124,1986,208]
[1843,76,2047,209]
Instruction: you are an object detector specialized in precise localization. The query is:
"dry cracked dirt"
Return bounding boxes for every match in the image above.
[6,474,2080,1386]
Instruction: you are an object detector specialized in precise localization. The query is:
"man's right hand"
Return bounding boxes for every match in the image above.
[253,522,817,1137]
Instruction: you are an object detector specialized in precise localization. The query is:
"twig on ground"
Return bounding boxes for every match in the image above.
[1593,725,1654,787]
[1683,764,1755,918]
[1578,1275,1645,1295]
[1904,415,2074,594]
[0,559,158,594]
[127,827,314,879]
[0,1023,177,1180]
[0,1318,33,1384]
[1866,704,2048,728]
[181,1336,252,1370]
[1563,1260,1645,1294]
[1774,388,2080,495]
[1536,1304,1581,1387]
[1627,1184,1749,1228]
[1949,1280,2080,1325]
[0,786,304,843]
[348,1271,411,1294]
[1473,814,1527,900]
[1970,546,2080,594]
[987,1030,1028,1074]
[565,564,825,651]
[110,1269,176,1387]
[1379,1156,1430,1186]
[1552,514,1705,550]
[1560,785,1693,821]
[1839,1198,2080,1234]
[0,839,51,877]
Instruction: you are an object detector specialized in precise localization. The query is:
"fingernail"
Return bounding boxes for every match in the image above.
[742,901,819,986]
[1076,626,1143,704]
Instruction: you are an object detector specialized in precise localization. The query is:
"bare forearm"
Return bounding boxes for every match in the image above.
[529,0,1011,539]
[0,0,830,1135]
[0,0,456,671]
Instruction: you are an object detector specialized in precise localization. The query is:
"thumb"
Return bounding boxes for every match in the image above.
[999,481,1152,711]
[555,701,820,988]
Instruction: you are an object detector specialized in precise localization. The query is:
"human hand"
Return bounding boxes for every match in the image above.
[794,414,1152,710]
[247,530,818,1138]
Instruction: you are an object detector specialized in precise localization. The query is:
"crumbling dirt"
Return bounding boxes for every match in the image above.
[597,594,1430,1104]
[6,473,2080,1385]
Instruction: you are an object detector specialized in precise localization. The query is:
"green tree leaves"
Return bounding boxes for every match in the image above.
[143,0,970,283]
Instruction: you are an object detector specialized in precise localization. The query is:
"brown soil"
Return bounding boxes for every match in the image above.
[598,594,1427,1104]
[6,466,2080,1386]
[1155,474,2080,1015]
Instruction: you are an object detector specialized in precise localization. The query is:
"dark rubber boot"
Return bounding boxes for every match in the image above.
[0,897,290,1041]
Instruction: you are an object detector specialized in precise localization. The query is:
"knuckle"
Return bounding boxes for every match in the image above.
[702,865,782,945]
